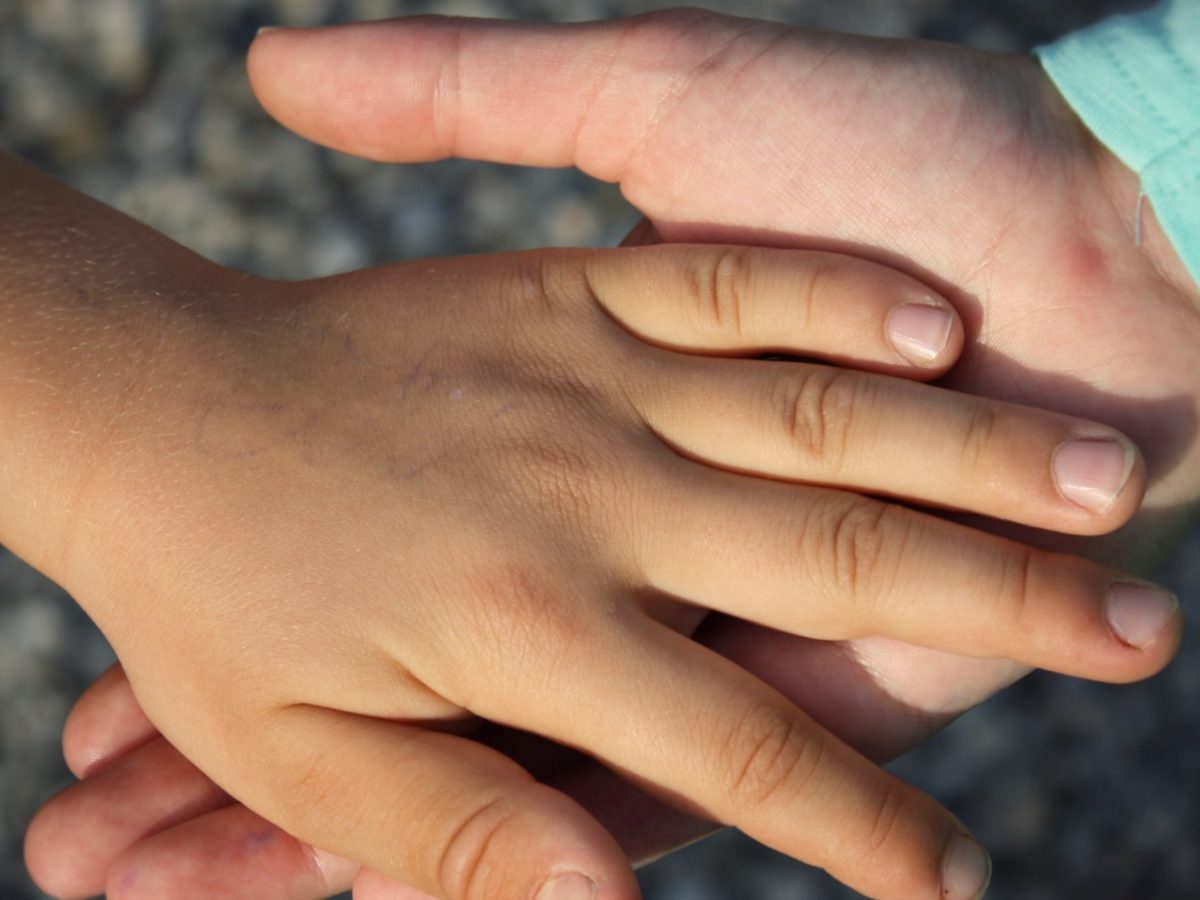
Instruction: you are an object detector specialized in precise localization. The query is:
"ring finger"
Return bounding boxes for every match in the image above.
[635,463,1180,682]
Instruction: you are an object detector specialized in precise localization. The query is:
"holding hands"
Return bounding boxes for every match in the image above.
[17,8,1198,900]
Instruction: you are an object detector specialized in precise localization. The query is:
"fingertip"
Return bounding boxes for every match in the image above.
[246,25,325,152]
[62,663,156,779]
[246,26,292,81]
[537,871,600,900]
[24,791,102,900]
[1103,582,1184,677]
[245,26,293,129]
[246,18,455,163]
[940,832,993,900]
[885,297,963,375]
[795,252,965,379]
[1050,432,1146,535]
[820,775,990,900]
[1017,557,1182,685]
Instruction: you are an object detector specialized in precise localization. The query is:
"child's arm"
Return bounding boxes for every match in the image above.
[4,151,1174,900]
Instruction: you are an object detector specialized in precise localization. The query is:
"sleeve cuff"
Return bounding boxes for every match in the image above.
[1037,1,1200,285]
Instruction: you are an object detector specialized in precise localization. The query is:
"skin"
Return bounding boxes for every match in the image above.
[7,145,1170,900]
[21,8,1200,900]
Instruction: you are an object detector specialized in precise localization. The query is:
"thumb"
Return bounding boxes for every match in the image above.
[247,10,748,182]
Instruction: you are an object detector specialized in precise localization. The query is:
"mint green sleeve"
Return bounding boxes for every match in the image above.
[1036,0,1200,284]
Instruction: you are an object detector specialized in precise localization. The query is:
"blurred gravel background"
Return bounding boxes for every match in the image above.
[1,1,1195,898]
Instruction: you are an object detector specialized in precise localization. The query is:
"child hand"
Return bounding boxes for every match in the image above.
[9,167,1174,900]
[239,11,1200,850]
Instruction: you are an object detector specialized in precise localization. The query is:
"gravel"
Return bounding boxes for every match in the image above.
[1,1,1193,899]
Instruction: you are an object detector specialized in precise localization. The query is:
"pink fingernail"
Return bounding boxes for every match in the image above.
[887,303,953,363]
[537,872,597,900]
[941,833,992,900]
[1105,583,1179,649]
[1052,438,1134,512]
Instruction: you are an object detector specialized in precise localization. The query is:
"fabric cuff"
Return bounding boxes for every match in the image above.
[1037,1,1200,284]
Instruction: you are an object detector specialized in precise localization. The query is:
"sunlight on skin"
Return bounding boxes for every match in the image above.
[22,11,1200,900]
[247,8,1199,725]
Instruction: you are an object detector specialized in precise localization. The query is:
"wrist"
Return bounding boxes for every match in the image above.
[0,153,240,591]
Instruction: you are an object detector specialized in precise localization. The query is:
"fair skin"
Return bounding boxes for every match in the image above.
[22,8,1200,900]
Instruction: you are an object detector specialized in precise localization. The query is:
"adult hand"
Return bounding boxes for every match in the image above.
[242,5,1199,744]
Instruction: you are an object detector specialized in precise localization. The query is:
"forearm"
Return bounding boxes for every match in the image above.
[0,151,224,589]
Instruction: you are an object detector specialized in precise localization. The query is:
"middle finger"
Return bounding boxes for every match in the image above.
[638,356,1145,534]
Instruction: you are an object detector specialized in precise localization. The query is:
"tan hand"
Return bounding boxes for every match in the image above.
[11,175,1170,900]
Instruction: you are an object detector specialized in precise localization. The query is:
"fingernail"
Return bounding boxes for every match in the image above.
[1052,437,1134,512]
[256,26,282,37]
[1105,583,1178,649]
[887,303,953,363]
[941,833,992,900]
[536,872,597,900]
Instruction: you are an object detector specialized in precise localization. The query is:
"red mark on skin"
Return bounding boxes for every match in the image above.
[1061,233,1111,294]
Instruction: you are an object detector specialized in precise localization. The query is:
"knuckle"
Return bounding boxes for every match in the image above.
[861,787,949,897]
[689,247,751,340]
[495,416,638,549]
[796,261,831,334]
[438,795,520,900]
[774,367,856,471]
[1001,544,1038,635]
[718,703,823,812]
[430,30,463,156]
[958,403,1003,473]
[600,8,733,180]
[471,563,563,654]
[862,780,912,858]
[497,252,568,322]
[814,496,905,611]
[631,8,730,52]
[450,562,595,707]
[264,744,348,837]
